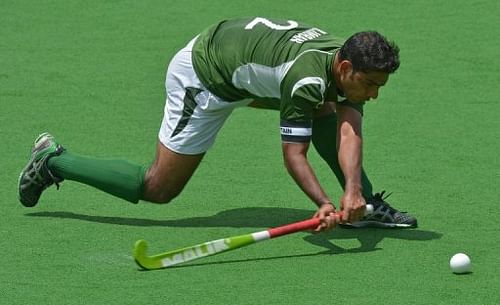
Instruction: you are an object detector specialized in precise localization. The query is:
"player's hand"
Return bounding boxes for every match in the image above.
[313,203,340,232]
[339,190,366,223]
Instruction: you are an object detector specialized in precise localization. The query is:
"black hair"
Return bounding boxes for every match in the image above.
[339,31,400,73]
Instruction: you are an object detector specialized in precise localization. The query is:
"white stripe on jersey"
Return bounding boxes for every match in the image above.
[231,61,294,98]
[290,76,325,98]
[280,126,312,137]
[231,49,334,100]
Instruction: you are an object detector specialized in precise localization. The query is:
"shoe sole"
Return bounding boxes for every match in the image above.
[341,221,416,228]
[18,160,38,207]
[18,133,57,207]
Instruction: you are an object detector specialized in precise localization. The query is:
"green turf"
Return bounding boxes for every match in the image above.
[2,0,499,304]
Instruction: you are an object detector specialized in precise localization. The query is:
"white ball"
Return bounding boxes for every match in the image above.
[449,253,471,274]
[365,204,374,215]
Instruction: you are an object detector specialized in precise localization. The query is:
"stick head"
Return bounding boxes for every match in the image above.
[133,239,151,270]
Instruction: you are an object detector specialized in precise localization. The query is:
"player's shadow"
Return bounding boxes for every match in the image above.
[26,207,442,255]
[25,206,314,228]
[302,227,442,254]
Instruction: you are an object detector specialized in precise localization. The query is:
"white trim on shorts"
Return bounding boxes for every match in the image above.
[158,37,251,155]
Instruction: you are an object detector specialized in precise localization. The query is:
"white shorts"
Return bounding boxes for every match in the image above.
[158,37,251,155]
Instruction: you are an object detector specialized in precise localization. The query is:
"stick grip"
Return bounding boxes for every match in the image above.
[268,218,319,237]
[268,204,373,238]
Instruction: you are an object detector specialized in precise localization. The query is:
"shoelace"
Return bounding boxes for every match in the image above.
[370,191,409,214]
[372,190,393,202]
[45,165,61,189]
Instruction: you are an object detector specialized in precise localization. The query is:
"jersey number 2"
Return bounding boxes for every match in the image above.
[245,17,298,30]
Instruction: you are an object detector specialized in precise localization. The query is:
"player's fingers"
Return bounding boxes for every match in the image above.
[314,213,330,232]
[349,210,360,223]
[323,213,339,231]
[341,209,350,223]
[324,214,332,230]
[332,213,341,228]
[314,221,327,232]
[313,225,322,233]
[353,205,366,222]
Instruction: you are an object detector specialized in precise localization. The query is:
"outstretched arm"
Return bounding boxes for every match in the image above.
[282,141,340,231]
[336,104,367,222]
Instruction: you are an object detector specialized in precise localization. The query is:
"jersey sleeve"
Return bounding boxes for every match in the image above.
[279,52,328,143]
[279,81,325,142]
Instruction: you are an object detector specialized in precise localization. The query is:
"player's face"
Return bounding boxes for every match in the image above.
[340,65,389,103]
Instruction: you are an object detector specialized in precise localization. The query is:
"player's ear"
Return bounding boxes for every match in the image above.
[338,60,353,80]
[339,60,353,73]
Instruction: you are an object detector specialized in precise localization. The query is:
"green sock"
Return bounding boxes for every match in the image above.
[47,151,146,203]
[312,113,374,198]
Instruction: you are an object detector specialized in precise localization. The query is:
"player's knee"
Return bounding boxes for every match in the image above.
[143,179,183,204]
[146,189,180,204]
[152,192,176,204]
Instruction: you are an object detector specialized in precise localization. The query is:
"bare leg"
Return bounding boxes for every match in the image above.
[143,142,205,203]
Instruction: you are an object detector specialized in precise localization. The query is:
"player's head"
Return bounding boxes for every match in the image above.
[339,31,400,73]
[335,31,400,103]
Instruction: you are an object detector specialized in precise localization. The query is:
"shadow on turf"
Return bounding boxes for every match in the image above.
[143,251,333,271]
[25,206,319,228]
[302,227,442,253]
[26,207,442,256]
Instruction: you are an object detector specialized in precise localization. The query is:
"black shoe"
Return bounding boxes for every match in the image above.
[18,133,65,207]
[345,191,418,228]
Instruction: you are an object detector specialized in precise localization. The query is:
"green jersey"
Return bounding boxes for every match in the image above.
[192,17,360,142]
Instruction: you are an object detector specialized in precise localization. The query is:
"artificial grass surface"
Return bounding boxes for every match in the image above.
[2,0,499,304]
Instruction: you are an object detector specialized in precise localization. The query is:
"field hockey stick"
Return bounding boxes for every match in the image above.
[133,204,374,270]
